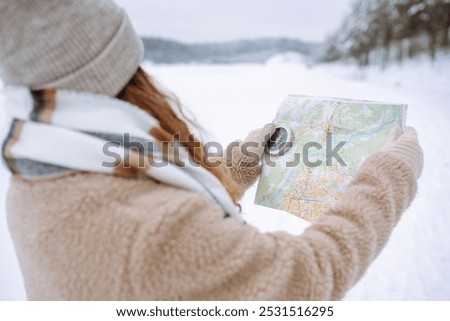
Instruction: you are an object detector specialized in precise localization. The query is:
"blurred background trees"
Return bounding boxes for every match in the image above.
[323,0,450,65]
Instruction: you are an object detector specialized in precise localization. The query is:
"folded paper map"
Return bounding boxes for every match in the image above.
[254,95,407,221]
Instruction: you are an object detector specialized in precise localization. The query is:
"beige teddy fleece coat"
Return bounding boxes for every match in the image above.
[6,129,422,300]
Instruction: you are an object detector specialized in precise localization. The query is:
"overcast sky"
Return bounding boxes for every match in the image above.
[115,0,353,43]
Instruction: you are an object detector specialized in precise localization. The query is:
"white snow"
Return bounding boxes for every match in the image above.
[1,54,449,300]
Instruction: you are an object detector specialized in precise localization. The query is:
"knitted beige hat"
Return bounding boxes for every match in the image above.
[0,0,144,96]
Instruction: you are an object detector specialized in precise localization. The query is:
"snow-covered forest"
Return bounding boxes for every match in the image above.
[140,37,321,64]
[323,0,450,65]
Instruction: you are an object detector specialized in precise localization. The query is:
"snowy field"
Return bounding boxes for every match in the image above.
[1,54,449,300]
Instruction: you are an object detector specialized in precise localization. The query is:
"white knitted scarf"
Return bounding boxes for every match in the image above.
[1,87,243,223]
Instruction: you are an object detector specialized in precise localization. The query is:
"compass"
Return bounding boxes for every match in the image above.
[265,125,294,156]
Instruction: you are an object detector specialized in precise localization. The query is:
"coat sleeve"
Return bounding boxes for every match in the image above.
[130,133,422,300]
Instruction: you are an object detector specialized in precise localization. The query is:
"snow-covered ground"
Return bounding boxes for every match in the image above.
[1,54,449,300]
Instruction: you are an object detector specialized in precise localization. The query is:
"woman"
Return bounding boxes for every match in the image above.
[0,0,423,300]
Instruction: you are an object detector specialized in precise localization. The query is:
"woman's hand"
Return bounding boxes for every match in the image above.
[225,123,276,196]
[382,126,424,179]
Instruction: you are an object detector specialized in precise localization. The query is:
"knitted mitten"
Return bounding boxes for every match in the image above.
[382,126,424,179]
[225,123,276,198]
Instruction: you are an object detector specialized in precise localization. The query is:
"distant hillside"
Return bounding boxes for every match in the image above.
[141,37,322,64]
